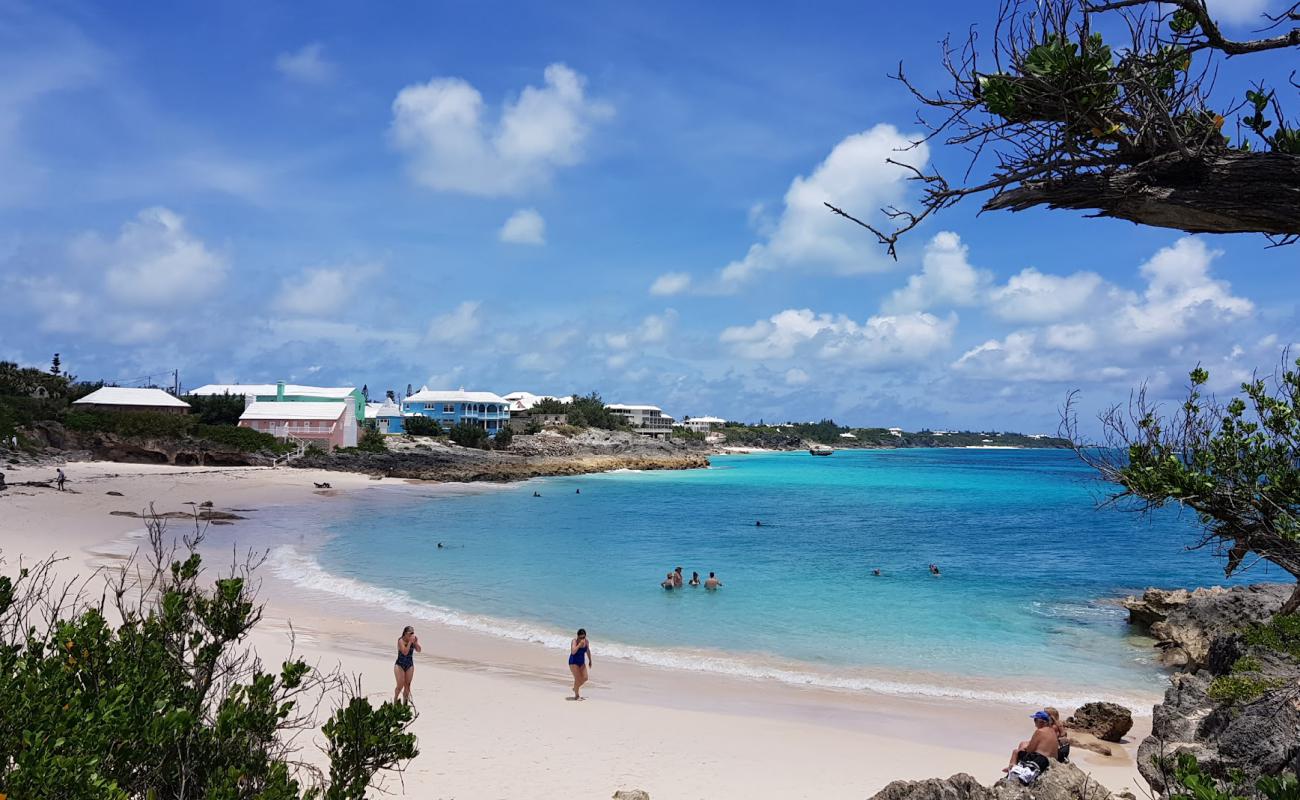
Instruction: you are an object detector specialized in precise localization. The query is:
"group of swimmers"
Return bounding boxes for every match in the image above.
[660,566,722,590]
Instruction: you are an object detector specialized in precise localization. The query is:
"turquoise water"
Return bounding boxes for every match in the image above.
[268,450,1274,708]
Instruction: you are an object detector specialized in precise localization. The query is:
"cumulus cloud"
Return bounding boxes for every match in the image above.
[721,308,955,365]
[498,208,546,245]
[275,43,335,84]
[884,231,991,313]
[390,63,611,196]
[637,310,677,343]
[72,207,227,307]
[717,124,928,290]
[954,237,1255,382]
[785,368,811,386]
[650,271,691,296]
[426,301,482,342]
[275,265,380,316]
[1206,0,1271,25]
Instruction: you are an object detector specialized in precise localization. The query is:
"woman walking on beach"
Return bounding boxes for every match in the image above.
[568,628,593,700]
[393,625,422,704]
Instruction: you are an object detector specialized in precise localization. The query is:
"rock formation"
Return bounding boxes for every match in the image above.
[1121,585,1293,668]
[868,763,1128,800]
[1065,702,1133,743]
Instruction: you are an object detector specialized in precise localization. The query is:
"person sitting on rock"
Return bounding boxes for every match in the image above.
[1044,706,1070,763]
[1004,711,1057,778]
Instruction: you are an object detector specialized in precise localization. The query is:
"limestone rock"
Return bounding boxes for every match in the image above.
[612,791,650,800]
[868,773,991,800]
[868,765,1121,800]
[1066,702,1133,743]
[1122,584,1293,670]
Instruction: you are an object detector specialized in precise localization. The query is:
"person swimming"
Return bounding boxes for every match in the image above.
[689,571,701,586]
[661,572,676,590]
[533,491,541,497]
[704,571,723,590]
[437,542,444,549]
[929,563,941,576]
[672,567,684,588]
[755,520,762,527]
[872,568,881,576]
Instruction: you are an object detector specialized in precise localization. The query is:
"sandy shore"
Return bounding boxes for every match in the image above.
[0,461,1154,799]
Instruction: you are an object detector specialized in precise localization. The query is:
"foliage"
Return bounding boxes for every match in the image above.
[524,420,543,435]
[565,392,626,431]
[449,422,490,449]
[0,360,72,400]
[62,410,291,454]
[402,416,443,437]
[183,392,247,425]
[531,397,570,415]
[1242,614,1300,660]
[0,514,417,798]
[1068,360,1300,616]
[1206,673,1287,704]
[673,427,708,442]
[194,423,293,455]
[492,424,513,449]
[1169,753,1298,800]
[834,0,1300,255]
[357,427,388,453]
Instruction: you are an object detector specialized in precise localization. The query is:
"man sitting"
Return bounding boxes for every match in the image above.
[1004,711,1058,783]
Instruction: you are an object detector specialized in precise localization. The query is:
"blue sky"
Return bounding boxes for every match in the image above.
[1,0,1296,433]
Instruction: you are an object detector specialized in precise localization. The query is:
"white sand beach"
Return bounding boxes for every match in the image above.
[0,462,1154,799]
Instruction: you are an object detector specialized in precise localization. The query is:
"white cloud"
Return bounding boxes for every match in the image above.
[1206,0,1270,25]
[426,301,482,342]
[275,43,335,84]
[884,231,990,313]
[275,266,373,316]
[637,310,677,343]
[650,271,691,296]
[72,207,227,307]
[498,208,546,245]
[721,308,954,366]
[390,63,611,197]
[986,268,1130,323]
[717,124,929,289]
[785,368,811,386]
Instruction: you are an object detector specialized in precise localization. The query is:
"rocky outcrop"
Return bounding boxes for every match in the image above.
[20,421,272,468]
[1065,702,1133,743]
[1123,583,1300,794]
[1121,585,1293,669]
[868,763,1127,800]
[611,792,651,800]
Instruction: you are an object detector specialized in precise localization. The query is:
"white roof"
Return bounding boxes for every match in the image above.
[74,387,191,408]
[686,416,726,424]
[607,404,662,412]
[405,387,506,404]
[502,391,571,410]
[190,383,356,399]
[839,432,858,439]
[239,401,347,421]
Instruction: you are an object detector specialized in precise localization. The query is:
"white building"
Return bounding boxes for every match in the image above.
[608,404,674,439]
[887,427,903,437]
[73,387,191,415]
[839,432,857,440]
[680,415,726,433]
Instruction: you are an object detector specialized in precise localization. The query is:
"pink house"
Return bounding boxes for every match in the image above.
[238,401,356,450]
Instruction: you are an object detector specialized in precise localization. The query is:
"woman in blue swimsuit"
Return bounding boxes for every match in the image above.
[393,625,422,704]
[568,628,593,700]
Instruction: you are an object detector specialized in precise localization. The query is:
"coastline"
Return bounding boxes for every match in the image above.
[0,461,1154,798]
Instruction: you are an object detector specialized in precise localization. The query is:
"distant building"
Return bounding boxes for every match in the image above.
[887,427,903,437]
[838,432,857,440]
[190,382,365,423]
[502,391,571,431]
[681,415,726,433]
[608,404,674,439]
[239,401,356,449]
[365,399,410,435]
[404,388,511,436]
[73,387,191,415]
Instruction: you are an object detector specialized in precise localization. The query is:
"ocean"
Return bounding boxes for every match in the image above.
[265,449,1270,710]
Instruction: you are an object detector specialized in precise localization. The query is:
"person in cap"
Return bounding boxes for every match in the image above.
[1004,710,1058,776]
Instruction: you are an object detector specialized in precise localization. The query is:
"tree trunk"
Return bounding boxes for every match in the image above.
[984,151,1300,237]
[1280,580,1300,617]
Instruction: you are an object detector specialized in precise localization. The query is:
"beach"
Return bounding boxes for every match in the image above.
[0,461,1154,799]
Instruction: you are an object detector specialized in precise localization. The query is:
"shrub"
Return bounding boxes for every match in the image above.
[1206,673,1286,705]
[0,515,417,796]
[449,422,490,449]
[1243,614,1300,661]
[493,425,513,449]
[181,392,246,425]
[403,416,443,437]
[358,427,388,453]
[193,423,292,455]
[64,410,195,439]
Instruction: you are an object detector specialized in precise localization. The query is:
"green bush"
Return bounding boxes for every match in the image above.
[0,517,417,797]
[183,392,247,425]
[403,416,443,436]
[493,425,513,449]
[64,409,195,439]
[1169,753,1298,800]
[358,428,388,453]
[194,423,293,455]
[1243,614,1300,661]
[449,422,490,449]
[1206,673,1285,705]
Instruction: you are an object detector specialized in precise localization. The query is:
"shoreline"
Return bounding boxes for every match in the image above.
[0,461,1155,798]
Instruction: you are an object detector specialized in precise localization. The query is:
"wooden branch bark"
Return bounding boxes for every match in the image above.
[984,151,1300,235]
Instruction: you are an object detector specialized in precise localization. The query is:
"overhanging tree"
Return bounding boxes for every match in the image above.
[1064,360,1300,617]
[828,0,1300,256]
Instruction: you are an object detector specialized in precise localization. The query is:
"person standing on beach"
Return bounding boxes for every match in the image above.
[393,626,422,704]
[568,628,592,700]
[55,467,66,492]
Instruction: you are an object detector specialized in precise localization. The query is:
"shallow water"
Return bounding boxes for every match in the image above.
[266,449,1274,709]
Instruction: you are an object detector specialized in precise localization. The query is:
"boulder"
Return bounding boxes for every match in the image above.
[868,773,991,800]
[868,765,1122,800]
[612,792,650,800]
[1065,702,1133,743]
[1122,584,1293,670]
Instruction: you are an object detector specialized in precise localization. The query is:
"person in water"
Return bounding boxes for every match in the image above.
[672,567,684,588]
[437,542,444,549]
[872,568,881,576]
[689,571,701,586]
[755,520,762,527]
[1004,711,1058,775]
[533,491,541,497]
[393,625,422,704]
[568,628,593,700]
[929,563,941,576]
[704,571,723,590]
[661,572,676,590]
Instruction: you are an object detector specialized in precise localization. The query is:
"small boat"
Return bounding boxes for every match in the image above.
[809,444,834,456]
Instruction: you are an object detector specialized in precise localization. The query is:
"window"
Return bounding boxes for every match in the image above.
[443,403,454,414]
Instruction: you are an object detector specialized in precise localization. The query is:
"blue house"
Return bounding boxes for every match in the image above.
[402,388,511,435]
[365,399,408,434]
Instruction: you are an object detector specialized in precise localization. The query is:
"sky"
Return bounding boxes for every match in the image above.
[1,0,1296,434]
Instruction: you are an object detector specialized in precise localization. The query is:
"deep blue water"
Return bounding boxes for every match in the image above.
[269,449,1274,707]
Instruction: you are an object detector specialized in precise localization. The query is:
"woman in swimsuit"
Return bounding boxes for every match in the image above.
[568,628,593,700]
[393,625,422,704]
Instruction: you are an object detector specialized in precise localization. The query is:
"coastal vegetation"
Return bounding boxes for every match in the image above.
[401,415,443,437]
[63,409,292,456]
[0,514,416,797]
[718,419,1069,449]
[1069,359,1300,616]
[828,0,1300,257]
[533,392,628,431]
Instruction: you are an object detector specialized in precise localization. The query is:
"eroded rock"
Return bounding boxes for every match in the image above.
[1066,702,1133,743]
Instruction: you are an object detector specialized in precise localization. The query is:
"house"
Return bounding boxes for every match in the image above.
[839,432,857,440]
[607,404,674,439]
[888,427,903,437]
[190,382,366,423]
[502,391,572,431]
[403,388,511,436]
[680,415,725,433]
[365,399,410,435]
[73,387,191,415]
[238,401,356,449]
